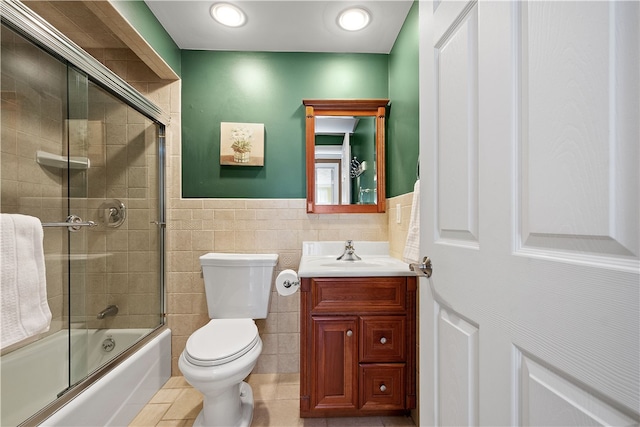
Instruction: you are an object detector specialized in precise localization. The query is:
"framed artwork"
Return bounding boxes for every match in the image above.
[220,122,265,166]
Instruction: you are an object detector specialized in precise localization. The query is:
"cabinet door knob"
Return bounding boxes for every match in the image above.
[346,329,353,337]
[380,384,387,392]
[380,337,387,344]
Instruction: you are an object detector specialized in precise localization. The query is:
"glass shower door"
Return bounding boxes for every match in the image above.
[66,73,164,386]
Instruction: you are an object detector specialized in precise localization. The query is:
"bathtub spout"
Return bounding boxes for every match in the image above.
[97,305,118,320]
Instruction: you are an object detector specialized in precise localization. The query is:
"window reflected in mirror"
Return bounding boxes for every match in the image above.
[315,160,340,205]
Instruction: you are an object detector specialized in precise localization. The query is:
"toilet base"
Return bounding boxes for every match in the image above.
[193,381,254,427]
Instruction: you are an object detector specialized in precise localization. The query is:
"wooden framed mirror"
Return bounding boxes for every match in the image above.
[303,99,389,214]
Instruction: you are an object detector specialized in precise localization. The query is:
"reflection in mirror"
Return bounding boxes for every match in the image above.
[314,116,376,205]
[303,99,389,214]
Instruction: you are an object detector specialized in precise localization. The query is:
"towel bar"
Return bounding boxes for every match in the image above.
[42,215,97,232]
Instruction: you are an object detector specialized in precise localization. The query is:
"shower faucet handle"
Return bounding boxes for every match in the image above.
[99,199,126,228]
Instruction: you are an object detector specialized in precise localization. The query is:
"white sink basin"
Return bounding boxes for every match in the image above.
[298,241,412,277]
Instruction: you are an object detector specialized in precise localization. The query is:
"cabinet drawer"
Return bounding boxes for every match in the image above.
[311,277,407,313]
[360,316,406,362]
[359,364,405,410]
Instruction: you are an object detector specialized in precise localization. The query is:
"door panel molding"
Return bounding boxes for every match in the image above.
[434,0,477,49]
[515,1,639,272]
[435,2,479,248]
[515,349,636,426]
[438,308,479,426]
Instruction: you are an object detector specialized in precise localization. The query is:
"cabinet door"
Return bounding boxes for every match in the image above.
[311,316,358,411]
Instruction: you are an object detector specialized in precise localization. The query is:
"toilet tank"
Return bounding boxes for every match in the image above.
[199,253,278,319]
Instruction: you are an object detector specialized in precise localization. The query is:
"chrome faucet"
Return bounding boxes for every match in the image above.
[97,305,119,320]
[336,240,362,261]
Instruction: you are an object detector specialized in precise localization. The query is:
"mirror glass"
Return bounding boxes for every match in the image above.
[304,99,388,214]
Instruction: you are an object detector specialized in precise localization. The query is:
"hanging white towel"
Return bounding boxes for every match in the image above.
[403,180,420,264]
[1,213,52,350]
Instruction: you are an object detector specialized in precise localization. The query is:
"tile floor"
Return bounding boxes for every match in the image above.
[129,374,416,427]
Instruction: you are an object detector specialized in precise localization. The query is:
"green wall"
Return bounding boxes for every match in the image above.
[181,51,388,198]
[387,1,420,197]
[110,0,181,76]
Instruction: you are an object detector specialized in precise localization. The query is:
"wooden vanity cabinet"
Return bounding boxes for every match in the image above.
[300,276,417,417]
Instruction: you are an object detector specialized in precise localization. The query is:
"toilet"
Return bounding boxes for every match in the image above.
[179,253,278,427]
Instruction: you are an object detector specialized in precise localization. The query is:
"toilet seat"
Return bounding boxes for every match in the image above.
[184,319,259,367]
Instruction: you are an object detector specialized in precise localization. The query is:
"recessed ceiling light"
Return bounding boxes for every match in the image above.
[210,3,246,28]
[337,7,371,31]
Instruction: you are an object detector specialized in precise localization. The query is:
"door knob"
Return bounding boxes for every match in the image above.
[380,337,387,344]
[379,384,387,392]
[409,256,433,278]
[346,329,353,337]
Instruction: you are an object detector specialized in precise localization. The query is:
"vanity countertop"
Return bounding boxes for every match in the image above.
[298,241,413,278]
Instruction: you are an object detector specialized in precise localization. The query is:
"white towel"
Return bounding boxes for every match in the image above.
[403,180,420,264]
[1,213,52,349]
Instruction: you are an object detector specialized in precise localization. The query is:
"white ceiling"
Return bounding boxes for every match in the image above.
[143,1,413,53]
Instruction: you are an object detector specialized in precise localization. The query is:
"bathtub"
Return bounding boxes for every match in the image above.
[0,327,171,426]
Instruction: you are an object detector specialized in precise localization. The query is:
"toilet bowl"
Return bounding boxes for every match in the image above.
[179,253,278,427]
[179,319,262,427]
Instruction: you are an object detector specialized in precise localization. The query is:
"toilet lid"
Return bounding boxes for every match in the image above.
[184,319,260,367]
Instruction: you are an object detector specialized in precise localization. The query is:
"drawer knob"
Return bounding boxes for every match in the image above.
[380,337,387,344]
[380,384,387,392]
[346,329,353,337]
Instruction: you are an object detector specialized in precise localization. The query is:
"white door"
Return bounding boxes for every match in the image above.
[418,1,639,425]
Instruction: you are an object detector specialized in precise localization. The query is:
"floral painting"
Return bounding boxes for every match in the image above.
[220,122,265,166]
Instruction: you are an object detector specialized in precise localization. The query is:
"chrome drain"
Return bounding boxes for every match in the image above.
[102,336,116,352]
